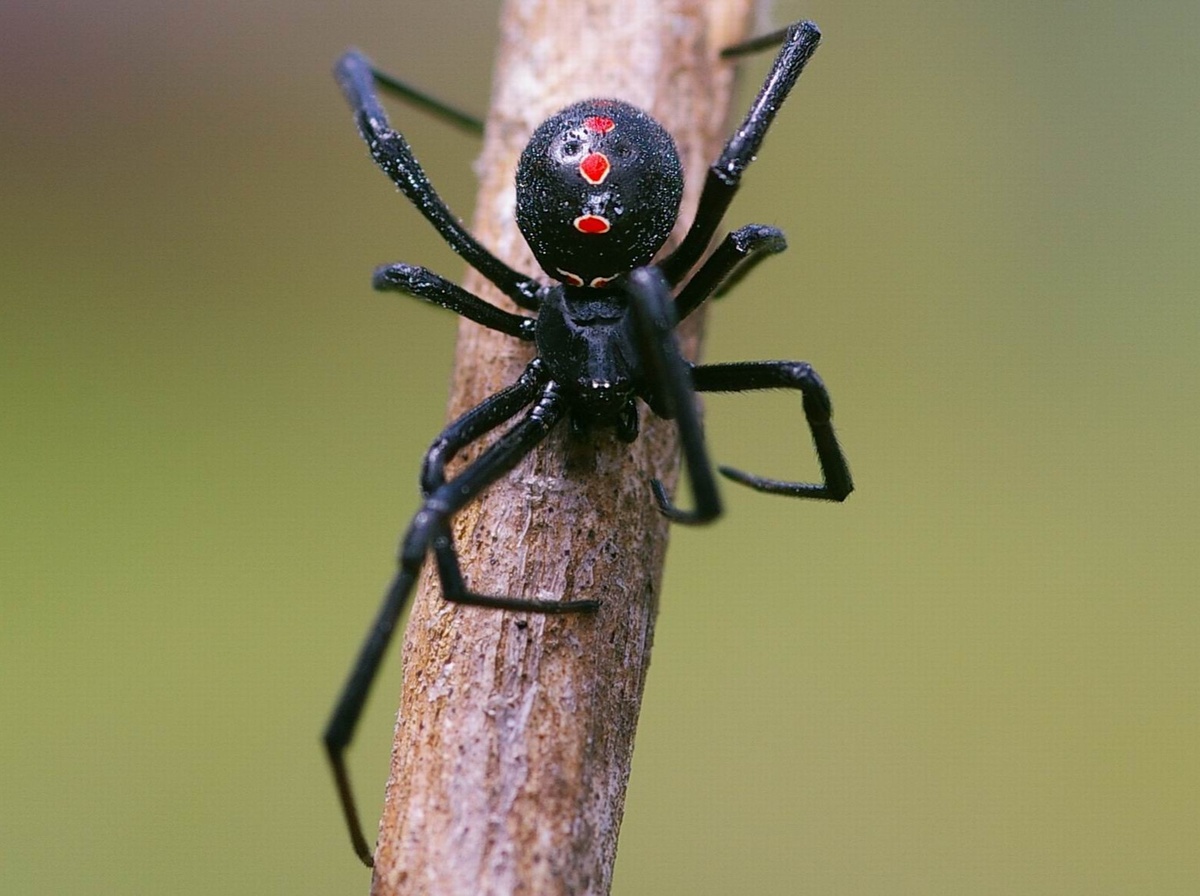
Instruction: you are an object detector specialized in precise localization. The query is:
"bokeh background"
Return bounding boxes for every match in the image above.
[3,0,1196,893]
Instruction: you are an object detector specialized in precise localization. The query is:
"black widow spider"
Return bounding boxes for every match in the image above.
[326,19,853,866]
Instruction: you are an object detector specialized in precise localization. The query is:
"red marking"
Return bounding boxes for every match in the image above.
[556,268,585,287]
[584,115,615,134]
[574,214,611,234]
[589,275,616,288]
[579,152,610,184]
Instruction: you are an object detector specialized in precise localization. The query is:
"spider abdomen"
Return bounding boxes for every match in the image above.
[515,99,684,289]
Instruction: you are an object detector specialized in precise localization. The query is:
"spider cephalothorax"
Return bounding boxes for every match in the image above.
[326,20,853,867]
[516,99,684,288]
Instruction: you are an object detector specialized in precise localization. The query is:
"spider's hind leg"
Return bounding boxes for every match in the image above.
[720,25,793,59]
[335,49,541,310]
[368,65,483,135]
[660,21,821,283]
[673,223,786,321]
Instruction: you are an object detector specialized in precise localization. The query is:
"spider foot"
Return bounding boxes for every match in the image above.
[720,25,791,59]
[650,478,717,524]
[443,591,601,614]
[718,464,847,501]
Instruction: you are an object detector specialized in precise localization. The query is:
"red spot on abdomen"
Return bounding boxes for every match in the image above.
[574,214,611,234]
[584,115,615,134]
[579,152,610,184]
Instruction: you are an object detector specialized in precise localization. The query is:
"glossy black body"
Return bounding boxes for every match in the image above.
[325,21,853,867]
[534,282,659,439]
[517,99,683,287]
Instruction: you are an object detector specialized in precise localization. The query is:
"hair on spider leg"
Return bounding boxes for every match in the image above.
[325,19,852,867]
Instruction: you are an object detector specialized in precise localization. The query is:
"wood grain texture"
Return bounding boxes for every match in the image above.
[371,1,757,893]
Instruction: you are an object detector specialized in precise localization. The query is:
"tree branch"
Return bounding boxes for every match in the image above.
[371,1,757,892]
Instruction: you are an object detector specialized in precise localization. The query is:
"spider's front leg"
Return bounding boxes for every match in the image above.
[417,363,599,615]
[628,268,722,524]
[403,378,604,615]
[691,360,853,501]
[323,370,597,867]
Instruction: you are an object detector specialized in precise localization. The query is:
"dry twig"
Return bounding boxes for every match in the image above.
[371,2,757,892]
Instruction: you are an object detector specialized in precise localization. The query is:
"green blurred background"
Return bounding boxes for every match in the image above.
[3,0,1196,892]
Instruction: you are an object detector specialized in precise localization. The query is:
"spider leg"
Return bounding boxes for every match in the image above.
[336,50,542,310]
[691,360,853,501]
[719,25,794,59]
[324,560,418,866]
[627,268,722,524]
[373,263,536,341]
[413,381,600,613]
[660,21,821,284]
[419,359,549,495]
[368,66,483,136]
[674,224,786,321]
[418,360,570,613]
[323,367,596,867]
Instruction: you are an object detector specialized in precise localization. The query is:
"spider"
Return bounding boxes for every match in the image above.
[325,19,853,866]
